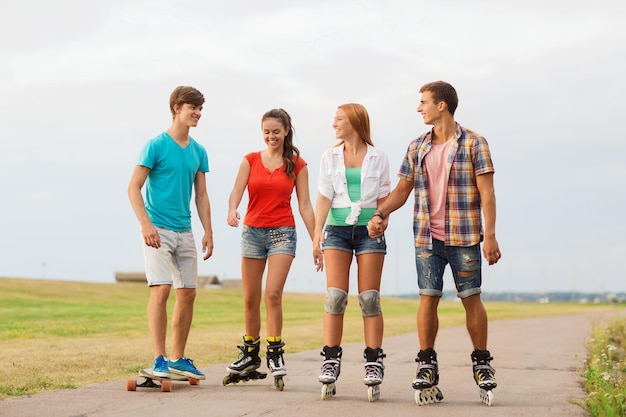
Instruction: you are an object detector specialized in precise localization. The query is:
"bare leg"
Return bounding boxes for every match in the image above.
[170,288,196,359]
[264,254,294,336]
[417,295,440,350]
[356,253,385,348]
[461,294,488,350]
[148,285,171,358]
[323,250,352,346]
[242,257,266,338]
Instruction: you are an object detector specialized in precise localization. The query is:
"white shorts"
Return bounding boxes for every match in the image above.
[142,227,198,289]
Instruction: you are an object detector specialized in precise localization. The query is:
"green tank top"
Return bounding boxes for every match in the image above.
[327,168,375,226]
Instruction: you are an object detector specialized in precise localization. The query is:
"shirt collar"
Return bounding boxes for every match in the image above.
[426,122,463,142]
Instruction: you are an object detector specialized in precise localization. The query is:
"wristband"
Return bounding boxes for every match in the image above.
[373,210,385,220]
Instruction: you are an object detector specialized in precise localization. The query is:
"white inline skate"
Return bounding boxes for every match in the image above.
[319,345,342,400]
[363,347,385,402]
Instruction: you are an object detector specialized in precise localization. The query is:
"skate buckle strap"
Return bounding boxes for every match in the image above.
[235,345,246,359]
[415,362,438,385]
[417,362,436,371]
[474,364,494,374]
[267,343,285,363]
[474,364,496,383]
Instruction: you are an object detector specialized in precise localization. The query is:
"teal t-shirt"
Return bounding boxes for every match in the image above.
[138,132,209,232]
[327,167,375,226]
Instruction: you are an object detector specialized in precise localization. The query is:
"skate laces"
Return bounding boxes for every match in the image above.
[364,362,384,380]
[321,359,339,376]
[415,361,437,383]
[473,354,495,383]
[267,342,285,369]
[268,353,285,370]
[235,345,247,360]
[233,345,257,366]
[474,366,495,382]
[474,362,495,382]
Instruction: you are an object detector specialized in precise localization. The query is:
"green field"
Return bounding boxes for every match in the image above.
[0,277,621,399]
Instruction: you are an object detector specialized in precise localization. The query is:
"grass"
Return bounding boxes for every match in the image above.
[578,316,626,416]
[0,277,621,400]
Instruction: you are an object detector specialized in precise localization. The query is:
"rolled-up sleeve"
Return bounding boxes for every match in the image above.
[317,150,334,200]
[378,153,391,199]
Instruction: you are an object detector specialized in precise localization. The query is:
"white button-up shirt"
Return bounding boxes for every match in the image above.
[317,143,391,224]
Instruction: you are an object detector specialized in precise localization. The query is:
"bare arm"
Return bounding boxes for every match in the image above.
[194,171,214,260]
[295,166,324,271]
[476,172,501,265]
[313,192,332,272]
[368,178,413,238]
[227,158,251,227]
[128,165,161,248]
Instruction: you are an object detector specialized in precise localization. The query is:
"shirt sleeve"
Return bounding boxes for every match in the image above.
[244,152,257,166]
[317,150,334,200]
[200,146,209,173]
[378,152,391,199]
[293,155,307,177]
[398,141,416,181]
[472,136,495,176]
[137,139,156,169]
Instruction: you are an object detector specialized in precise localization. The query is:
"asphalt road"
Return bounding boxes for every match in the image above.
[3,312,621,417]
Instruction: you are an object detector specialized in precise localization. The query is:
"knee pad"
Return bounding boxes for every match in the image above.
[358,289,381,317]
[325,287,348,315]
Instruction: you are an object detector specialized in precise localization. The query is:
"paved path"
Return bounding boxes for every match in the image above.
[3,312,618,417]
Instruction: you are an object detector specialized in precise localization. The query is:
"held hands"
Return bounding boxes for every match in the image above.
[227,210,240,227]
[367,214,388,238]
[312,233,324,272]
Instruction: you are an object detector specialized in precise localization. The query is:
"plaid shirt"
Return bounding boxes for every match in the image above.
[398,123,494,249]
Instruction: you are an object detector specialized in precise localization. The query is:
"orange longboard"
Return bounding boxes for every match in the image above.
[126,368,200,392]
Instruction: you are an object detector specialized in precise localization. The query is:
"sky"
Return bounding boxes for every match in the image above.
[1,0,625,296]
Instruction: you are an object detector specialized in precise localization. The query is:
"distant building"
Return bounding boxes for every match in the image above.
[114,272,226,288]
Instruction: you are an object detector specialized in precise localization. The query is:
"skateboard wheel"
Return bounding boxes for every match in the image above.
[126,379,137,391]
[161,380,172,392]
[189,378,200,386]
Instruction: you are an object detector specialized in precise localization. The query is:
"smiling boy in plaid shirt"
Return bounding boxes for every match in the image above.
[368,81,500,401]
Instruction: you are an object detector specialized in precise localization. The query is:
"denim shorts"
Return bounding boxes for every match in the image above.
[142,227,198,289]
[322,225,386,255]
[241,225,297,259]
[415,238,482,298]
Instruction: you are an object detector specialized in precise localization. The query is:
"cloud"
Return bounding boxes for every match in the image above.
[1,0,625,293]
